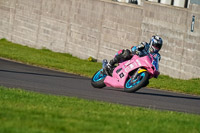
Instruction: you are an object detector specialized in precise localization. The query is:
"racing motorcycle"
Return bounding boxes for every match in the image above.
[91,51,160,93]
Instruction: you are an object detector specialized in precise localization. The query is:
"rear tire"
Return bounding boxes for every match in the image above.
[91,69,106,88]
[124,71,149,93]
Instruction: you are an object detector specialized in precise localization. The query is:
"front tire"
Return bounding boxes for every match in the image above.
[91,69,106,88]
[124,71,149,93]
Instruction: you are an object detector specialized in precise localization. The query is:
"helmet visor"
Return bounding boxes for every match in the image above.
[153,42,162,49]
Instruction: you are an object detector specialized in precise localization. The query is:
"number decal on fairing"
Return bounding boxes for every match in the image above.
[125,64,134,72]
[119,73,124,78]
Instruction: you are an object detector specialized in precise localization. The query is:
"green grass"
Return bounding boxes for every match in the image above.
[0,38,101,77]
[149,75,200,95]
[0,87,200,133]
[0,38,199,95]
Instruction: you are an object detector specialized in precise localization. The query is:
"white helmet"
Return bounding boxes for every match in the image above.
[149,35,163,53]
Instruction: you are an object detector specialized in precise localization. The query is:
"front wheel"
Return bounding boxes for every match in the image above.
[124,71,149,93]
[91,69,106,88]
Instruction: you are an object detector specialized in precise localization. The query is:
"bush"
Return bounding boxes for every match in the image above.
[88,56,97,62]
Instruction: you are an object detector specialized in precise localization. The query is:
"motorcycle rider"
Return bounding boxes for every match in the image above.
[103,35,163,76]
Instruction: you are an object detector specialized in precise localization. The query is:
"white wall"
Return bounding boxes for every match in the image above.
[173,0,185,7]
[160,0,171,5]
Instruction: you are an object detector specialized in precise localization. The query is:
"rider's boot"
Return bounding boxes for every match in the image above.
[103,58,117,76]
[103,63,112,76]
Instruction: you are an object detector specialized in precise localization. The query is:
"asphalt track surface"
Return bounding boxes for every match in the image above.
[0,58,200,114]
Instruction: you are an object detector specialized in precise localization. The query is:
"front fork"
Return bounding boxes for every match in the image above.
[132,68,147,79]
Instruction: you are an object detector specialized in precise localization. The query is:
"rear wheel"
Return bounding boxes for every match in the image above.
[124,71,149,93]
[91,69,106,88]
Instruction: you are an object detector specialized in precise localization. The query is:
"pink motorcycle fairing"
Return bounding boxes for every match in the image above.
[104,54,158,88]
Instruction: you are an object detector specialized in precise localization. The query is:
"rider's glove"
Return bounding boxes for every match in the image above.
[135,50,140,55]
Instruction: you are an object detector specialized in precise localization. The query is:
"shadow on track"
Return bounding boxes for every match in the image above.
[101,87,200,101]
[135,91,200,101]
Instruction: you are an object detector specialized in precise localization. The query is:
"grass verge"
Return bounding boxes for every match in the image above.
[0,87,200,133]
[0,38,199,95]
